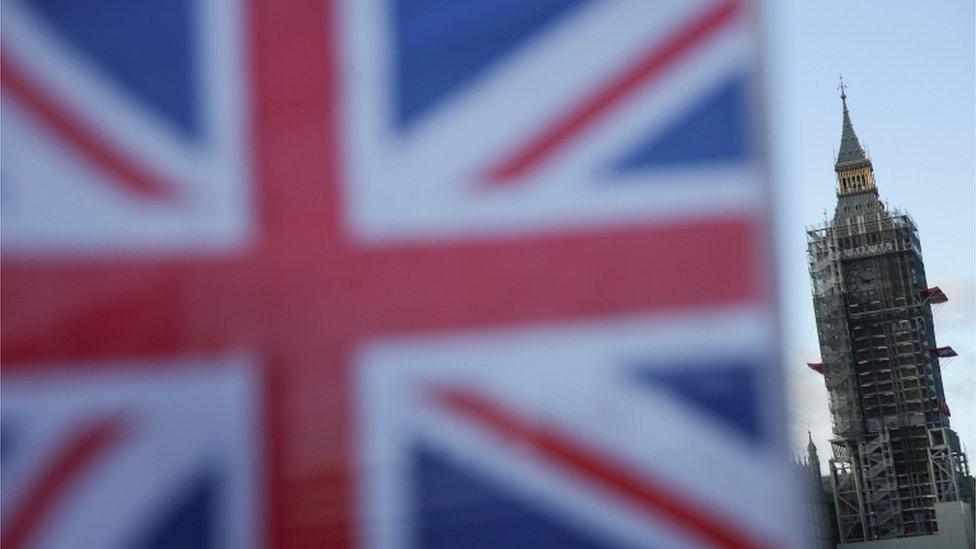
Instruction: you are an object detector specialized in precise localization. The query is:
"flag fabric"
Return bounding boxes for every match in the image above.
[358,310,795,548]
[1,0,250,252]
[1,360,259,549]
[339,0,761,243]
[1,0,802,547]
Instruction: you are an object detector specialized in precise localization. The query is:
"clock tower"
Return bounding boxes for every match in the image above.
[806,82,972,543]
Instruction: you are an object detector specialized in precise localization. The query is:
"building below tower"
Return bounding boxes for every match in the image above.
[794,432,840,547]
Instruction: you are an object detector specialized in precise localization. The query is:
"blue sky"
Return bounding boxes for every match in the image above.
[761,1,976,464]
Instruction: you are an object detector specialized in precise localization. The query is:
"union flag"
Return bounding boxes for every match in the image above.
[1,0,803,547]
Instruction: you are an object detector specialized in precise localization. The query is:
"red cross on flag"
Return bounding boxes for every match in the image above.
[1,0,805,547]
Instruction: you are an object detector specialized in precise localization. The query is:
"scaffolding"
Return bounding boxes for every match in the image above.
[829,440,866,542]
[808,204,971,543]
[928,428,972,504]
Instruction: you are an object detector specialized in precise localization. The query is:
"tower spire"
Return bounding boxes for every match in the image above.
[832,79,878,199]
[807,429,818,461]
[806,430,823,487]
[835,77,870,171]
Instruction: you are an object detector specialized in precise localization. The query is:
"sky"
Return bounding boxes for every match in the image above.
[762,1,976,467]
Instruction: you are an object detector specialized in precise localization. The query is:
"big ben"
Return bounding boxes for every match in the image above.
[807,82,972,543]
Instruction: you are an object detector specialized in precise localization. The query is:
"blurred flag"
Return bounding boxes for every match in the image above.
[1,361,259,549]
[1,0,803,548]
[1,0,250,252]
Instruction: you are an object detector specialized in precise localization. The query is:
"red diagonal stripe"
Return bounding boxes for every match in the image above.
[1,55,177,202]
[1,416,127,549]
[430,387,772,549]
[481,0,742,185]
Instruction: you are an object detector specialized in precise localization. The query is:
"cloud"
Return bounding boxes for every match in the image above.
[930,275,975,458]
[786,344,832,473]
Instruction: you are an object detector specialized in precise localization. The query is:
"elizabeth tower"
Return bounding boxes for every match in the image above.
[806,84,971,542]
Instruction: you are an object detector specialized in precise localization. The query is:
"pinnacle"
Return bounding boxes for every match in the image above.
[835,84,870,171]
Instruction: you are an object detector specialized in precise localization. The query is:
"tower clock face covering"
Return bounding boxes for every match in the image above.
[846,261,881,297]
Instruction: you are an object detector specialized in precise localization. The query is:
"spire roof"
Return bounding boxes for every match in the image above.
[835,78,871,171]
